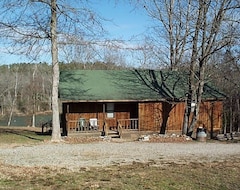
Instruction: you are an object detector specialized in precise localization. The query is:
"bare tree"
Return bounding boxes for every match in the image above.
[0,63,53,118]
[136,0,192,70]
[135,0,240,135]
[0,65,10,116]
[186,0,239,135]
[211,49,240,135]
[0,0,105,141]
[7,68,19,126]
[49,0,61,141]
[30,64,38,127]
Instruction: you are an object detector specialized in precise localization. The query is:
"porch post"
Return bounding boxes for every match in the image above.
[103,103,105,121]
[138,103,140,132]
[103,103,106,132]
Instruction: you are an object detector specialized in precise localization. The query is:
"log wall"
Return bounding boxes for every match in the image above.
[138,101,223,134]
[62,100,223,134]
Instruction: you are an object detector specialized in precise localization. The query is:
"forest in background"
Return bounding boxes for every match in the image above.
[0,61,129,126]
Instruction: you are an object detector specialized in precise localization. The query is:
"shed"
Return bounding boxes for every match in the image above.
[59,69,225,136]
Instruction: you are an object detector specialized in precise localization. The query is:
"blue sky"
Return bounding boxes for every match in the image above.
[94,1,148,40]
[0,1,149,65]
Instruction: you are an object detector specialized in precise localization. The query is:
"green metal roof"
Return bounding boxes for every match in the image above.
[59,70,225,102]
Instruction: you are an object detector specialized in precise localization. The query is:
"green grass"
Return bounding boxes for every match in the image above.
[0,161,240,190]
[0,127,51,145]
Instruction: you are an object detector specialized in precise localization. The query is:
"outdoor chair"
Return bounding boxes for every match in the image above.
[89,118,98,130]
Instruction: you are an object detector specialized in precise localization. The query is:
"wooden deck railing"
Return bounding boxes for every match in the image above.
[117,118,139,130]
[67,118,139,133]
[67,119,102,133]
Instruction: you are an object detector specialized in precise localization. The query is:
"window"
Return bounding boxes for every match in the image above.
[106,103,114,118]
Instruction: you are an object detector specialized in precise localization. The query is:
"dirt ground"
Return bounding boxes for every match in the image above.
[0,127,240,189]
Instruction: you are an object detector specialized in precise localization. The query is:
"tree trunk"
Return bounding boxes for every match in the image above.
[183,9,201,135]
[31,64,37,127]
[237,98,240,132]
[32,114,36,128]
[229,96,233,135]
[188,63,206,134]
[8,72,18,126]
[182,94,190,135]
[224,111,227,135]
[50,0,61,142]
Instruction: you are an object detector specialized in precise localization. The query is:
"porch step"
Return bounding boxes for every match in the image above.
[103,130,121,138]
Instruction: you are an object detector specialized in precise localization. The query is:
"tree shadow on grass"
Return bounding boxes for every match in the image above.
[0,128,50,142]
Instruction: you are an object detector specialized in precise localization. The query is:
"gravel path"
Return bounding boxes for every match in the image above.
[0,141,240,170]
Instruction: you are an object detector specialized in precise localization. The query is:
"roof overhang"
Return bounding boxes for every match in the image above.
[60,97,225,104]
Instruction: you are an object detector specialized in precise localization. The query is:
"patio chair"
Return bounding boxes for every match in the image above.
[89,118,98,130]
[77,118,86,131]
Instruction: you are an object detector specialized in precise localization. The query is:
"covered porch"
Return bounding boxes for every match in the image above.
[61,102,139,136]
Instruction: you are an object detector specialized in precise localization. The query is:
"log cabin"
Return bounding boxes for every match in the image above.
[59,69,225,137]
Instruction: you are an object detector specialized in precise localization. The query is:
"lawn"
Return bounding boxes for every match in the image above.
[0,159,239,190]
[0,127,239,190]
[0,127,51,145]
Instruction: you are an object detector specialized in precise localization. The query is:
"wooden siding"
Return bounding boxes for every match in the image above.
[62,100,223,135]
[138,101,223,134]
[198,101,223,134]
[139,102,161,131]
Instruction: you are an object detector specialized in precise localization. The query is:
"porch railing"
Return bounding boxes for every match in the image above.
[117,118,139,130]
[67,118,102,133]
[67,118,139,133]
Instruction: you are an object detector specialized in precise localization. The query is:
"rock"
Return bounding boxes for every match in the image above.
[185,136,192,141]
[138,135,150,141]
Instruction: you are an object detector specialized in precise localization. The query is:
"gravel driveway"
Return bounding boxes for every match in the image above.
[0,141,240,171]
